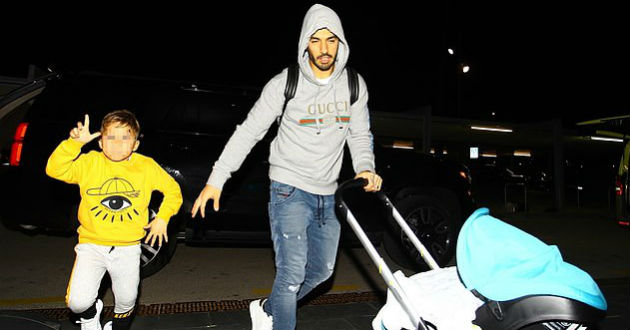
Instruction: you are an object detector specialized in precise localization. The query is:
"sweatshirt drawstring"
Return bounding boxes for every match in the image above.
[314,73,345,134]
[333,80,343,130]
[314,85,322,135]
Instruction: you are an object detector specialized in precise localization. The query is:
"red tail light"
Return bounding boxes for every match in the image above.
[9,122,29,166]
[615,177,624,196]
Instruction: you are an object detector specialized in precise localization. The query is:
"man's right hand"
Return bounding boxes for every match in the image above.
[191,184,222,218]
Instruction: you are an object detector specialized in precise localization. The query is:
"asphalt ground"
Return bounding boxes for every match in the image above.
[0,190,628,329]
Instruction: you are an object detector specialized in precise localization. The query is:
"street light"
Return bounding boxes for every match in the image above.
[444,35,471,117]
[456,61,471,117]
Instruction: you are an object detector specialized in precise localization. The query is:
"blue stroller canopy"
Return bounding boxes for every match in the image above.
[456,208,607,310]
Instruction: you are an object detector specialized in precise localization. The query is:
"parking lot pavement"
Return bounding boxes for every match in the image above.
[1,203,628,329]
[6,280,626,330]
[51,299,383,330]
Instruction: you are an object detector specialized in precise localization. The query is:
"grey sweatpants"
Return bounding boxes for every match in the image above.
[66,243,141,314]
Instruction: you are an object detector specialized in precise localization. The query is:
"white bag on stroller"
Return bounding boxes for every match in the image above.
[372,267,483,330]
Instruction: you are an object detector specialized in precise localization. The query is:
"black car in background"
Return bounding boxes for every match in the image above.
[615,139,629,227]
[0,71,475,277]
[576,115,629,227]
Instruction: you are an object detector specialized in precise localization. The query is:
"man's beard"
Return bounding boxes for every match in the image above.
[308,51,335,72]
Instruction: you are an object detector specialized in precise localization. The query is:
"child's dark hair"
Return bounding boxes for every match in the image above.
[100,110,140,138]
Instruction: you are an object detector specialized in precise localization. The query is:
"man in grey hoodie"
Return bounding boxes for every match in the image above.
[191,4,382,330]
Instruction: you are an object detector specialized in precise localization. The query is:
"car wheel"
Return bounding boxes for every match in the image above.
[139,209,178,278]
[383,195,459,271]
[140,231,177,278]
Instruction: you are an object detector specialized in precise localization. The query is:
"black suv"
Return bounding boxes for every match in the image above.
[0,71,475,277]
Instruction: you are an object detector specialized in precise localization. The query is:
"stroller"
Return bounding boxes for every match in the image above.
[335,179,607,330]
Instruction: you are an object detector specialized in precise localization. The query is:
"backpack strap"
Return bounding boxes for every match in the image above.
[346,66,359,106]
[278,64,359,124]
[278,64,299,124]
[283,63,299,112]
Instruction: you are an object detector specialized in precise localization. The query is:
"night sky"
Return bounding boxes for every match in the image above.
[3,1,628,125]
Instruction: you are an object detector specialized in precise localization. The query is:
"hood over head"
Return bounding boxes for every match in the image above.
[297,4,349,84]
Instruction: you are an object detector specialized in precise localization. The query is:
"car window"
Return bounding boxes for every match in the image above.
[157,90,256,136]
[29,77,142,125]
[24,73,260,140]
[198,93,256,135]
[157,93,200,133]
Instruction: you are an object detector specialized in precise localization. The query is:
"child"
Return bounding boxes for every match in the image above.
[46,110,183,330]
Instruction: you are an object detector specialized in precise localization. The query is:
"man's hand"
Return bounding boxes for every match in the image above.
[69,114,101,144]
[143,218,168,247]
[355,170,383,192]
[191,184,222,218]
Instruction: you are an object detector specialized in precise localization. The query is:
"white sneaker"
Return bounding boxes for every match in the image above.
[102,321,112,330]
[249,298,272,330]
[77,299,103,330]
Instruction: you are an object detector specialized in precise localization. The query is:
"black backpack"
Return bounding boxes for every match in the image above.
[280,63,360,118]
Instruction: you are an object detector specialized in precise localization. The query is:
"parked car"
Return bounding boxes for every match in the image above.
[576,115,629,227]
[0,70,475,277]
[615,139,629,227]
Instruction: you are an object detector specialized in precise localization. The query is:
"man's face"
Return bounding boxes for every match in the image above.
[307,28,339,73]
[99,124,139,162]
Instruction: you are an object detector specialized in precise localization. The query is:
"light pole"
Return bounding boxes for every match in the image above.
[450,45,470,118]
[444,28,470,118]
[456,62,462,117]
[457,62,470,118]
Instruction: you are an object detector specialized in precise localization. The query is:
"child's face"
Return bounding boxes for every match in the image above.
[99,123,139,161]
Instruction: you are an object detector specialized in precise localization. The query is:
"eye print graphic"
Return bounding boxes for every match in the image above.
[87,177,141,223]
[101,195,132,211]
[91,196,140,223]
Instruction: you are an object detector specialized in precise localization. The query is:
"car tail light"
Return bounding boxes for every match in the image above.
[619,220,630,227]
[615,177,624,196]
[10,122,29,166]
[459,170,472,184]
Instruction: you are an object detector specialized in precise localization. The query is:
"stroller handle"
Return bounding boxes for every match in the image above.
[334,177,369,205]
[334,177,391,214]
[336,178,440,270]
[333,176,393,206]
[335,178,431,330]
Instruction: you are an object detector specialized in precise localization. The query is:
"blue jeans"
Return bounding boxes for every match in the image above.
[264,181,341,330]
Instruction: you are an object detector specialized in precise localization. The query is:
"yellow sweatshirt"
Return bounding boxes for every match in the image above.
[46,138,183,246]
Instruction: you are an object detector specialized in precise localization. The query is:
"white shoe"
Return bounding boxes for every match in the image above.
[103,321,112,330]
[78,299,103,330]
[249,298,272,330]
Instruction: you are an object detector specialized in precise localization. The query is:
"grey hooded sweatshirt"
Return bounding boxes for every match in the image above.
[207,4,375,195]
